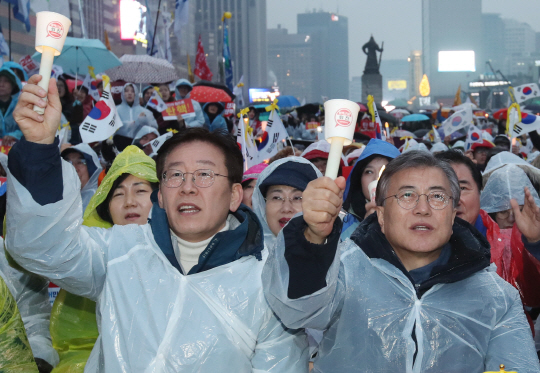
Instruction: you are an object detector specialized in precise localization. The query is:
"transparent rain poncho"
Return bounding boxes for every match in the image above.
[262,220,540,372]
[50,146,159,373]
[482,151,540,188]
[4,147,308,372]
[480,164,540,213]
[0,242,39,372]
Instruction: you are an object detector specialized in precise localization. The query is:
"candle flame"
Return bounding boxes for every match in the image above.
[378,165,386,179]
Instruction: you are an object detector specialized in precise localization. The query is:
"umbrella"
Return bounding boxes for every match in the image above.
[401,113,431,122]
[378,111,398,125]
[493,108,527,120]
[105,54,178,83]
[356,102,369,112]
[393,129,416,138]
[390,108,410,119]
[296,103,321,116]
[524,104,540,114]
[32,37,121,76]
[191,81,235,103]
[388,99,409,107]
[277,95,301,108]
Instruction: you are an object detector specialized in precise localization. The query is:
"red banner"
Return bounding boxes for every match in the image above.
[306,121,320,130]
[162,99,196,121]
[223,102,236,117]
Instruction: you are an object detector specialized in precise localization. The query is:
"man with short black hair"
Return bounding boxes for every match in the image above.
[263,150,539,372]
[4,75,308,372]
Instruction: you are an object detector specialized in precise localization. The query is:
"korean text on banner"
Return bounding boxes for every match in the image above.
[162,99,196,120]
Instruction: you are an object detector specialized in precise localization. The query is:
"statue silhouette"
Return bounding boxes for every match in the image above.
[362,36,383,74]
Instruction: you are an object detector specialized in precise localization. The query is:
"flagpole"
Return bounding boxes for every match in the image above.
[150,0,163,56]
[8,3,11,61]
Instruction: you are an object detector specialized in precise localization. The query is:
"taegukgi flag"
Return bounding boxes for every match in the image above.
[256,109,289,162]
[442,107,473,137]
[147,88,168,112]
[80,76,123,143]
[512,83,540,104]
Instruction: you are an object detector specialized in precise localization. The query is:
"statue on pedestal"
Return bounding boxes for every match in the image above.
[362,36,384,74]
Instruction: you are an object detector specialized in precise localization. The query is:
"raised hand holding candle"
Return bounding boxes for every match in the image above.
[33,12,71,114]
[324,99,360,179]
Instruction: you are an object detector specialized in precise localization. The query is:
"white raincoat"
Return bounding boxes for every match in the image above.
[251,156,321,249]
[116,83,159,139]
[4,158,308,373]
[262,219,540,373]
[0,245,59,367]
[64,144,103,213]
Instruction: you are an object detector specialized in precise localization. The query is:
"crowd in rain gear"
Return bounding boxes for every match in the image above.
[0,66,23,140]
[3,133,308,372]
[50,146,159,373]
[262,152,540,373]
[115,83,158,141]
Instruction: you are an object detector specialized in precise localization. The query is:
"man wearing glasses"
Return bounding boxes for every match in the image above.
[263,151,539,372]
[4,76,308,372]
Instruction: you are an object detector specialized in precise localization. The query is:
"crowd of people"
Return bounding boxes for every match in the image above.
[0,64,540,372]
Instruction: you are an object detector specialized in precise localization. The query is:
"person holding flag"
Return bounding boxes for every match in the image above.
[173,79,205,128]
[143,85,168,132]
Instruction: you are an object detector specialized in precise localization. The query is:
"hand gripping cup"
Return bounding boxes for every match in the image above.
[324,99,360,179]
[33,11,71,114]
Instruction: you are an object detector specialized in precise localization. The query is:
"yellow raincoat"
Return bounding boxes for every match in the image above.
[0,272,38,372]
[49,146,158,373]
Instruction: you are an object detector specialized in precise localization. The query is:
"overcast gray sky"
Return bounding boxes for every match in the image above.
[267,0,540,79]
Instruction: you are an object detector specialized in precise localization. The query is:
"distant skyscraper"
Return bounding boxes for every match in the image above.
[380,59,409,101]
[191,0,267,94]
[482,13,505,73]
[297,11,349,102]
[267,27,313,102]
[503,18,536,76]
[422,0,482,98]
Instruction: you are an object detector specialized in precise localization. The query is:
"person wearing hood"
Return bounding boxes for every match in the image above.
[174,79,205,128]
[60,144,103,212]
[301,141,347,176]
[0,66,23,145]
[141,85,168,133]
[7,77,308,372]
[50,146,159,373]
[114,83,158,150]
[202,102,228,132]
[3,61,28,82]
[341,139,400,239]
[436,150,540,325]
[262,150,539,372]
[132,126,160,156]
[241,163,268,209]
[252,157,320,249]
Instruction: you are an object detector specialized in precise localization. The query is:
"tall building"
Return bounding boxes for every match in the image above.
[482,13,505,72]
[380,59,409,101]
[422,0,482,98]
[267,26,313,102]
[190,0,267,97]
[297,11,349,101]
[503,18,536,76]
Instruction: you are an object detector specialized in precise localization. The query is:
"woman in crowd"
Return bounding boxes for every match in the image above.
[341,138,400,239]
[56,77,74,124]
[49,146,158,373]
[240,163,267,209]
[114,83,158,151]
[252,157,319,247]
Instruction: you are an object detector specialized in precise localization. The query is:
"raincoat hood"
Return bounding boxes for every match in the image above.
[62,144,102,212]
[121,83,140,107]
[2,61,28,82]
[0,66,22,96]
[430,142,448,153]
[132,126,160,145]
[301,141,347,165]
[483,151,540,188]
[480,164,540,213]
[83,145,159,228]
[202,102,225,115]
[343,139,400,217]
[174,78,193,99]
[252,157,321,248]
